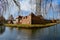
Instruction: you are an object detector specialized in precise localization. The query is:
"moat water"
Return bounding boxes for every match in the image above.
[0,24,60,40]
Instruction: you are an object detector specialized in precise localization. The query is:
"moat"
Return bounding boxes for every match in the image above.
[0,24,60,40]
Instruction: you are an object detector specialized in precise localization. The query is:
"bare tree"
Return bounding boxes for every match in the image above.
[13,0,21,16]
[43,0,55,19]
[54,4,60,19]
[0,0,8,16]
[8,14,14,24]
[36,0,42,16]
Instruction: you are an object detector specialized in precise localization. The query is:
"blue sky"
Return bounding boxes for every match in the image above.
[3,0,60,19]
[4,0,36,19]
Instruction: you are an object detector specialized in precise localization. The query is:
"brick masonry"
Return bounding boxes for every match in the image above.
[9,12,56,24]
[20,12,45,24]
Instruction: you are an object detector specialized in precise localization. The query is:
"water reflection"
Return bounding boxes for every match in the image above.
[0,24,60,40]
[16,29,32,40]
[0,26,5,35]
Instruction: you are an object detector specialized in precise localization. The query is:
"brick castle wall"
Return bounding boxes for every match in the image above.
[20,15,31,24]
[20,13,45,24]
[31,15,45,24]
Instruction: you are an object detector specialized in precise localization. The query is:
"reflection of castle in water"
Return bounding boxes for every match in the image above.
[0,26,5,34]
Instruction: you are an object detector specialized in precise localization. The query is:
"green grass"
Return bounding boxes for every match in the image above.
[4,23,57,28]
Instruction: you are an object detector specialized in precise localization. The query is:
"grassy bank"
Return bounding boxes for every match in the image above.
[4,23,57,28]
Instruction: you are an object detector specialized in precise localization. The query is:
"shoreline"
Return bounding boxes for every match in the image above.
[4,23,57,28]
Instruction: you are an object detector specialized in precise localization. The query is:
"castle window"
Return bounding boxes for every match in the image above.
[25,16,27,19]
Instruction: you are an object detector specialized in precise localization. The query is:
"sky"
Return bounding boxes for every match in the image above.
[2,0,60,19]
[4,0,36,19]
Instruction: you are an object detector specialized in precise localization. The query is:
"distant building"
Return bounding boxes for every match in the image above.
[12,12,56,24]
[16,12,45,24]
[20,13,44,24]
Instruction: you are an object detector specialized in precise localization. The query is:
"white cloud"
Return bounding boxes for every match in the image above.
[20,0,36,13]
[8,0,19,14]
[6,0,36,15]
[20,0,31,11]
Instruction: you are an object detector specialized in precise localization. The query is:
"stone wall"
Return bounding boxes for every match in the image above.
[20,15,31,24]
[20,13,45,24]
[31,15,45,24]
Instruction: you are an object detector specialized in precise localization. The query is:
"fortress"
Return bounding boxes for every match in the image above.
[15,12,45,24]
